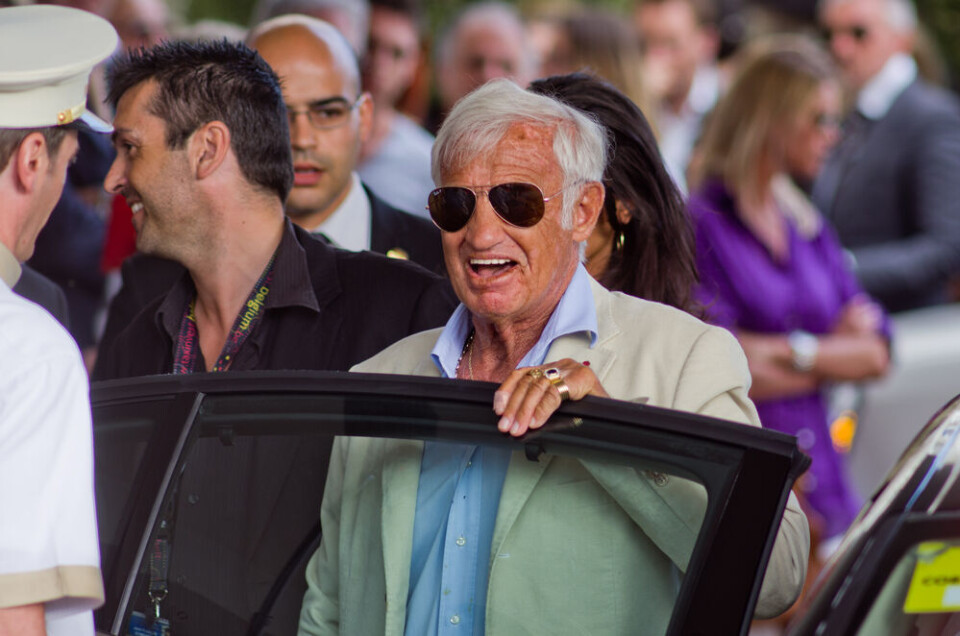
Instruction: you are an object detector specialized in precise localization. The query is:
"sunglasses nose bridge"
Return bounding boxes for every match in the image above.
[466,187,507,231]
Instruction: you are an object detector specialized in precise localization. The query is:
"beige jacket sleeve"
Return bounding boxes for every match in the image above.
[671,324,809,619]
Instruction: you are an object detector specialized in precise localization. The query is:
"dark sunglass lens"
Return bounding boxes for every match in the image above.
[852,26,868,40]
[489,183,545,227]
[428,187,475,232]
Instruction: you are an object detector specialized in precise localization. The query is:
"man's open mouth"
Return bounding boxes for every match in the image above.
[469,258,516,277]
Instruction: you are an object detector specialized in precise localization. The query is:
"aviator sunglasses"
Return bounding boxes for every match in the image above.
[427,182,570,232]
[822,24,869,43]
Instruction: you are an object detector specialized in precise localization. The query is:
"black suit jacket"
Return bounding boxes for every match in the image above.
[13,265,70,331]
[93,221,456,380]
[367,186,444,274]
[812,79,960,312]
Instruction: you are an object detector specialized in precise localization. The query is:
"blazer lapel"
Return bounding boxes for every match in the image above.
[491,278,623,553]
[544,277,620,385]
[490,451,550,561]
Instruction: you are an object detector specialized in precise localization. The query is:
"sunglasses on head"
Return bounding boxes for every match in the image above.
[427,182,570,232]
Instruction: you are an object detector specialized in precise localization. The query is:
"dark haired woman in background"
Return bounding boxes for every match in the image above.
[529,72,700,315]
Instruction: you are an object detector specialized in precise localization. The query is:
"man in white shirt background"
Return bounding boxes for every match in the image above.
[633,0,722,192]
[358,0,437,219]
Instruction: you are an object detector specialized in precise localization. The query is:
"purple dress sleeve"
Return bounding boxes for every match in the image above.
[688,178,887,539]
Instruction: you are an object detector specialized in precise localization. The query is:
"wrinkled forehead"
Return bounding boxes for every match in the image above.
[441,121,560,183]
[496,122,556,156]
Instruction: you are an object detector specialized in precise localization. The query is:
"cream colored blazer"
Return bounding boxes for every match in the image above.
[298,278,809,635]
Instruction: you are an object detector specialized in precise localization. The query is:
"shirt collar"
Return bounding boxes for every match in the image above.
[857,53,917,120]
[430,263,599,378]
[315,172,371,252]
[158,218,321,339]
[687,64,721,115]
[0,242,21,288]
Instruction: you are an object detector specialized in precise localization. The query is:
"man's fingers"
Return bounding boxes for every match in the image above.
[494,368,533,415]
[497,370,556,436]
[494,361,606,436]
[509,376,557,436]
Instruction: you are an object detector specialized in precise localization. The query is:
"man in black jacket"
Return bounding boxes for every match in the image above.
[248,14,442,271]
[89,39,455,634]
[96,16,450,361]
[93,39,454,380]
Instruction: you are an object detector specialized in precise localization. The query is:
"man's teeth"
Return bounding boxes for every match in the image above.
[130,202,143,213]
[471,258,511,266]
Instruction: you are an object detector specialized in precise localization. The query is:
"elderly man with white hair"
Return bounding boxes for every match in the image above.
[298,79,809,635]
[813,0,960,313]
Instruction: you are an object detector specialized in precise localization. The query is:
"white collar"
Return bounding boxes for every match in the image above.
[314,172,372,251]
[857,53,917,120]
[687,64,720,116]
[0,242,21,288]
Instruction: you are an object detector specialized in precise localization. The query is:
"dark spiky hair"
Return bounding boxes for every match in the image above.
[107,39,293,202]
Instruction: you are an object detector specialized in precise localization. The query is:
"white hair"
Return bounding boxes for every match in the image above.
[433,78,606,228]
[819,0,917,33]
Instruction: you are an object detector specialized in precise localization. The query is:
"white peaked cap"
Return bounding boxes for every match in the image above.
[0,5,118,133]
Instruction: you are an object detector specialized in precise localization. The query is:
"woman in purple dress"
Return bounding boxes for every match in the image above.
[688,37,891,546]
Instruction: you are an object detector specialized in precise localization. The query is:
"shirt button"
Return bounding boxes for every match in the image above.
[450,614,460,625]
[647,471,669,486]
[456,536,466,547]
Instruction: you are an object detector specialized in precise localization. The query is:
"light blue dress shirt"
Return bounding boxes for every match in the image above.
[404,264,599,635]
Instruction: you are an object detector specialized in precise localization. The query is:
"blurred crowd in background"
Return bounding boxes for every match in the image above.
[6,0,960,630]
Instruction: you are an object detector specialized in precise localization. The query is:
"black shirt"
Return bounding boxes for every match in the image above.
[93,221,456,380]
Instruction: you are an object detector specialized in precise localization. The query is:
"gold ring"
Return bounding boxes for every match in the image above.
[544,367,570,401]
[527,368,545,379]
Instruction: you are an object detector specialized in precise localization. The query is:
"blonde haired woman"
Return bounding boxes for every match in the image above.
[689,36,891,547]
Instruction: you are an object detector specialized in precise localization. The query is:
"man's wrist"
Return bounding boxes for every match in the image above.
[788,330,819,373]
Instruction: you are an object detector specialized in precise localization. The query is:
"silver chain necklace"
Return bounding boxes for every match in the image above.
[454,328,475,379]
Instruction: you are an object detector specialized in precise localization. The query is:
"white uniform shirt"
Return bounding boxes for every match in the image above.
[0,250,103,636]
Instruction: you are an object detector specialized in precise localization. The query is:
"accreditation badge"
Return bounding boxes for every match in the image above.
[128,611,171,635]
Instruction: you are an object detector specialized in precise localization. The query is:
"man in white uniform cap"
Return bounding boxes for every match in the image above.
[0,5,117,635]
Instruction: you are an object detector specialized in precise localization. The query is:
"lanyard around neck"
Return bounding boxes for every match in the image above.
[172,255,277,374]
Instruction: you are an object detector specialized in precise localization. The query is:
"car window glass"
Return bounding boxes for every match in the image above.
[856,539,960,636]
[115,400,707,636]
[95,395,198,587]
[92,376,803,636]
